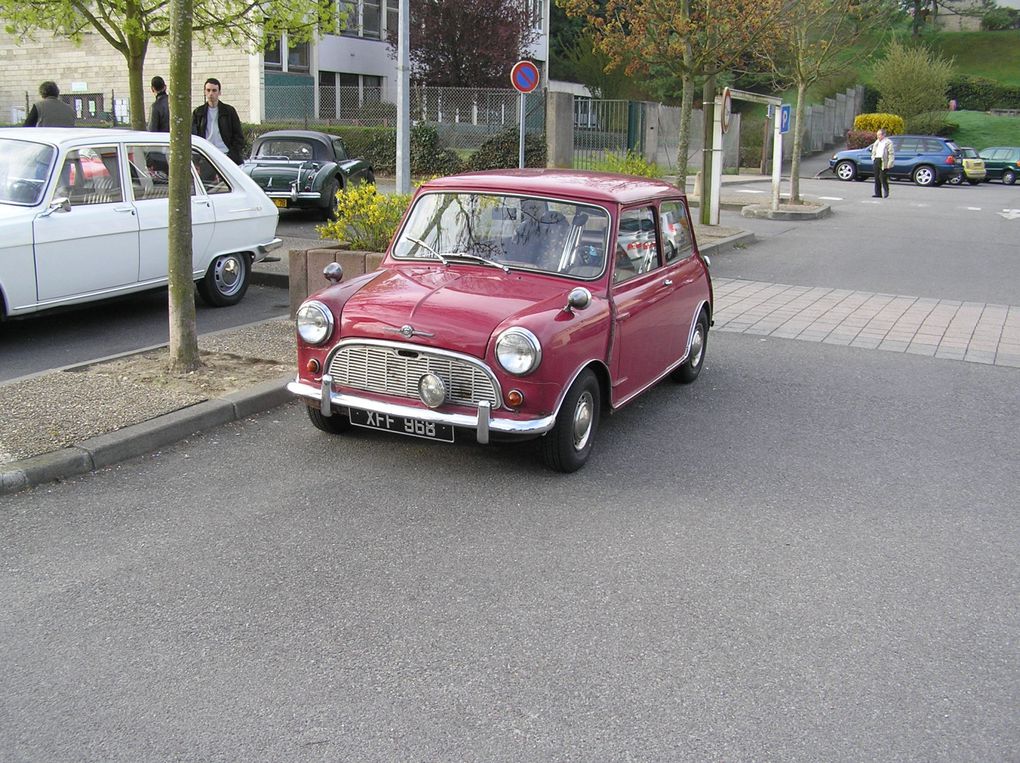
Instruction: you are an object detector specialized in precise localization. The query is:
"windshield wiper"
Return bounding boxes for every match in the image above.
[446,252,510,273]
[406,236,448,266]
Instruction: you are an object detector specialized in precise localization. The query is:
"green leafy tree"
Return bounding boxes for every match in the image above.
[754,0,897,202]
[872,39,954,124]
[561,0,789,197]
[0,0,338,129]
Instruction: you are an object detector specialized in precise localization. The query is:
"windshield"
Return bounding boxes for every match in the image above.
[0,139,56,206]
[392,192,612,279]
[255,139,316,161]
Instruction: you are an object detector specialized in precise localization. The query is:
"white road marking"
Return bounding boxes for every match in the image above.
[818,196,843,201]
[736,188,766,194]
[999,209,1020,220]
[965,207,982,211]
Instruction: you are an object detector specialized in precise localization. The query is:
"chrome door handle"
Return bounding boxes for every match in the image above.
[112,205,135,213]
[663,279,673,286]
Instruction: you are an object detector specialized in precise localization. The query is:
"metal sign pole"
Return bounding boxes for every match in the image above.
[519,92,526,169]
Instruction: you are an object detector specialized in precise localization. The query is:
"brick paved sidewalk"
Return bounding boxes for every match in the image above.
[713,278,1020,368]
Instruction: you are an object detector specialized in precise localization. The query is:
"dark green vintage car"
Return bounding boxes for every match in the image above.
[242,130,375,219]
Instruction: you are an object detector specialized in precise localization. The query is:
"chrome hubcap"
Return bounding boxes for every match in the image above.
[572,391,594,451]
[690,325,704,368]
[214,255,244,296]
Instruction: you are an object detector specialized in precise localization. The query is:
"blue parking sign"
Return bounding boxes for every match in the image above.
[779,104,792,134]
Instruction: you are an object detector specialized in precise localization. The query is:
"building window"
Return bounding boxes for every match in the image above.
[264,38,283,69]
[288,40,310,71]
[386,0,398,35]
[337,0,393,38]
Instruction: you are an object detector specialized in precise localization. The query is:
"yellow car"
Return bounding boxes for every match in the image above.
[949,147,986,185]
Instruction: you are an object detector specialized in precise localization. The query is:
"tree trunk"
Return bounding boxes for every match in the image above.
[167,0,200,374]
[125,0,149,129]
[675,72,694,189]
[790,80,807,203]
[699,74,716,226]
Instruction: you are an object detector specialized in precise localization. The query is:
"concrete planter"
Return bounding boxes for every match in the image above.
[288,245,385,316]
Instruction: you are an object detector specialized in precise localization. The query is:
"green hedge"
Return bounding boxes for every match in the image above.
[466,129,546,171]
[948,75,1020,110]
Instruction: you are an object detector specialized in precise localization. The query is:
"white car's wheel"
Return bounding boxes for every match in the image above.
[197,253,250,307]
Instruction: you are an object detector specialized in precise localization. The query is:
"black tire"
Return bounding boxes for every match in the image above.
[912,165,936,186]
[541,369,600,473]
[197,252,250,307]
[948,174,962,185]
[307,404,351,434]
[834,160,857,181]
[1004,169,1017,185]
[365,169,376,185]
[967,179,981,185]
[321,178,341,220]
[672,310,709,384]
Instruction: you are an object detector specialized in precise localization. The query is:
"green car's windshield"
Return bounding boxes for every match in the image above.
[0,139,56,206]
[392,192,611,279]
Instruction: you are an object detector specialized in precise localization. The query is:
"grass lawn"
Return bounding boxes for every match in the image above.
[930,31,1020,85]
[949,110,1020,150]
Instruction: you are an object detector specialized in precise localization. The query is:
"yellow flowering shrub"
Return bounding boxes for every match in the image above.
[317,183,413,252]
[852,113,905,135]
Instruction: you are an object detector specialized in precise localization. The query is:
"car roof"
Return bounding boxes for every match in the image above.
[255,130,334,144]
[0,127,164,145]
[420,169,685,206]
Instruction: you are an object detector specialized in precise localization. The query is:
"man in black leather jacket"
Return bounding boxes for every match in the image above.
[190,78,245,164]
[148,76,170,132]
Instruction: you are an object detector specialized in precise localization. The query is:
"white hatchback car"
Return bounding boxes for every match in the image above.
[0,128,281,319]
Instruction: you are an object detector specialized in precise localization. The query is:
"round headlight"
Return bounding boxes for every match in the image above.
[418,373,446,408]
[296,301,334,345]
[496,328,542,376]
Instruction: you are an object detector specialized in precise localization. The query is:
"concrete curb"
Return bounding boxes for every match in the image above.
[251,270,289,289]
[0,375,294,497]
[699,231,756,255]
[740,203,832,221]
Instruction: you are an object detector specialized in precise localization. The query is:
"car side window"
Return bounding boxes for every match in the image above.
[897,138,919,154]
[614,207,660,284]
[191,150,231,194]
[58,146,123,206]
[923,139,944,153]
[992,149,1010,160]
[332,139,348,161]
[126,145,171,200]
[659,200,693,263]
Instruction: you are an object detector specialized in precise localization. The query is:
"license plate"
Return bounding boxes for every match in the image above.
[272,198,288,209]
[348,409,454,442]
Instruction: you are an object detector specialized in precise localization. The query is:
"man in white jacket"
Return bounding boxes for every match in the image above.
[871,129,895,198]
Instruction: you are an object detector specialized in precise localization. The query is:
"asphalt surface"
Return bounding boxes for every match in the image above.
[1,331,1016,760]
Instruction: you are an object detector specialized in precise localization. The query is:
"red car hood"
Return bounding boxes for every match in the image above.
[340,266,569,357]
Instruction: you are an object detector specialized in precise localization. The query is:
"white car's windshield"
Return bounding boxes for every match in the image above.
[0,139,56,206]
[392,192,611,279]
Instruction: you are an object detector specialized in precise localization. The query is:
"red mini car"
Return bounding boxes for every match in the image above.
[288,169,714,472]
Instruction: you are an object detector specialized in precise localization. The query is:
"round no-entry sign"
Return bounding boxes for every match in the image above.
[511,60,541,94]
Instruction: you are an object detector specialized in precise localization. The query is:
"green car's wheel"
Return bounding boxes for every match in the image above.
[322,178,340,220]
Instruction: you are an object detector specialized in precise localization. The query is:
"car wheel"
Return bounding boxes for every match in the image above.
[671,310,709,384]
[365,169,376,185]
[948,174,962,185]
[541,368,600,473]
[834,160,857,181]
[967,179,981,185]
[197,252,250,307]
[912,165,936,186]
[322,178,341,220]
[1004,169,1017,185]
[307,404,351,434]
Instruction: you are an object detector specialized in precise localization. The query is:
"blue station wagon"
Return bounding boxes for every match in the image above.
[830,135,964,186]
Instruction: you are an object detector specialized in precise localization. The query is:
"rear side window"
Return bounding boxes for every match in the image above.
[614,207,660,284]
[659,200,693,263]
[897,138,920,153]
[192,150,231,194]
[923,139,945,153]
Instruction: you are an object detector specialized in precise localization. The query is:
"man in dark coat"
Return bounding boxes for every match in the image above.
[190,77,245,164]
[148,75,170,132]
[23,81,76,127]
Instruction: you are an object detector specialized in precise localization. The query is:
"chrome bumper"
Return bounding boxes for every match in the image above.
[288,376,556,445]
[264,191,322,202]
[254,238,282,263]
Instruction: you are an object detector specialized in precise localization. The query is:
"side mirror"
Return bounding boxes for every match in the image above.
[323,262,344,283]
[563,287,592,314]
[39,197,71,218]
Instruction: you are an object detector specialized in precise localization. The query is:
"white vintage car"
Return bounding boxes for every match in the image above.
[0,128,280,320]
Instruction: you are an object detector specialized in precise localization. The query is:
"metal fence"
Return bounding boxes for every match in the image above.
[571,98,645,170]
[263,85,545,153]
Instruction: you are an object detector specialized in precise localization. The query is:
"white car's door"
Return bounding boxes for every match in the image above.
[126,144,215,281]
[33,144,140,302]
[192,149,256,257]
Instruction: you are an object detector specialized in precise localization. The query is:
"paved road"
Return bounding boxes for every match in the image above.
[2,169,1018,760]
[0,284,291,383]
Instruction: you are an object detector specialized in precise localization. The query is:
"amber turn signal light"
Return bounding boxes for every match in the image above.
[506,389,524,407]
[306,358,321,374]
